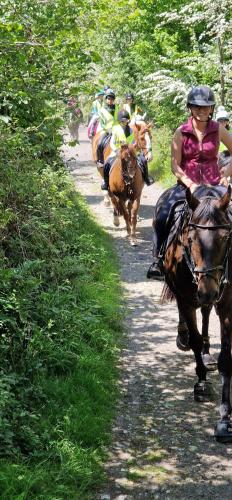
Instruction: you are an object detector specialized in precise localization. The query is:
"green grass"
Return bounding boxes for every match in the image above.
[0,153,123,498]
[149,126,176,187]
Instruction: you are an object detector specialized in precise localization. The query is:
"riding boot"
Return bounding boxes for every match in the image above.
[146,258,164,280]
[138,154,154,185]
[143,162,154,186]
[101,162,110,190]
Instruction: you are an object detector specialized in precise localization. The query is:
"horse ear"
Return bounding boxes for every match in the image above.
[186,188,200,211]
[218,185,231,210]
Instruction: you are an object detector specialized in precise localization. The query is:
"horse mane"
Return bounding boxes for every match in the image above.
[193,195,230,226]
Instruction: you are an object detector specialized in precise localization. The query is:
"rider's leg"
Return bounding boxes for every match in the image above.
[101,156,115,190]
[97,133,106,165]
[147,184,186,279]
[137,153,154,186]
[146,219,165,279]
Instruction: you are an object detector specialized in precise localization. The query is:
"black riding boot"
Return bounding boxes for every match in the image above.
[101,162,111,190]
[138,154,154,185]
[97,143,104,165]
[147,258,164,280]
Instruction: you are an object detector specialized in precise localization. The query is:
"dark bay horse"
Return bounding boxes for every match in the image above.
[158,184,232,442]
[109,144,144,245]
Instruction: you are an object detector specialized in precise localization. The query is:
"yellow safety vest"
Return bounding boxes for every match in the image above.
[109,124,134,156]
[98,105,119,132]
[123,103,142,119]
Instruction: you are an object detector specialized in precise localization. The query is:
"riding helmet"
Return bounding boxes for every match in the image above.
[187,86,215,106]
[105,88,116,99]
[125,92,134,100]
[118,110,130,122]
[215,105,230,121]
[95,89,105,98]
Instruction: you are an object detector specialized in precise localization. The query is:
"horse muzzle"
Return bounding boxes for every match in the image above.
[146,152,153,162]
[196,276,219,305]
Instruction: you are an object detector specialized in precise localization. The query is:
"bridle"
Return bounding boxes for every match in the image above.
[136,128,152,158]
[183,219,232,290]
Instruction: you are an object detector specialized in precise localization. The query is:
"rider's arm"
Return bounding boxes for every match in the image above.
[219,125,232,177]
[171,128,198,191]
[110,131,118,155]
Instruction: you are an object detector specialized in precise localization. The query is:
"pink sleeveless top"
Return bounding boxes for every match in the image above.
[180,117,220,185]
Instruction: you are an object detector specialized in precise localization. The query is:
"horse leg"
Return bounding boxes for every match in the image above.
[177,301,211,402]
[110,194,120,226]
[120,201,131,237]
[215,310,232,442]
[130,198,140,246]
[201,305,217,371]
[176,311,190,352]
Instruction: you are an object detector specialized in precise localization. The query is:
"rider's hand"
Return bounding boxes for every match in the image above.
[219,176,229,187]
[189,183,198,193]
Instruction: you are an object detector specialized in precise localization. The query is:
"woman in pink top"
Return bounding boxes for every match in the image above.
[147,85,232,279]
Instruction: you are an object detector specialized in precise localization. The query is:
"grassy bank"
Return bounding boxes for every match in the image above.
[149,126,175,187]
[0,136,122,498]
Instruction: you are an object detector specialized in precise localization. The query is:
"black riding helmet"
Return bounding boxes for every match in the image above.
[118,110,130,122]
[187,86,215,107]
[125,92,134,100]
[105,88,115,99]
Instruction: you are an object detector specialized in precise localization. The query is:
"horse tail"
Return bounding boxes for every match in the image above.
[159,283,175,304]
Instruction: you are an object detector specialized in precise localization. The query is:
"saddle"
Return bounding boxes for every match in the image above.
[161,185,231,257]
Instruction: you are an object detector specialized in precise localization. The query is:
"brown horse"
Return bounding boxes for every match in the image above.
[132,121,153,162]
[158,184,232,442]
[92,120,153,173]
[109,144,144,245]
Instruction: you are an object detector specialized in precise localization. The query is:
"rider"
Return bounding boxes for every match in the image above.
[91,89,105,115]
[216,105,232,172]
[96,88,119,166]
[88,90,105,138]
[123,92,144,122]
[101,109,154,190]
[147,85,232,280]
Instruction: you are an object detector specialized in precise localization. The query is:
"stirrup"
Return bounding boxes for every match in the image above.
[101,181,109,191]
[146,261,164,280]
[145,176,154,186]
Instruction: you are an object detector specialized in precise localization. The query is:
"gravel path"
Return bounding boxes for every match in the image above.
[62,127,232,500]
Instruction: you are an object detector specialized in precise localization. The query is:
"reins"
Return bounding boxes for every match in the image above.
[183,216,232,292]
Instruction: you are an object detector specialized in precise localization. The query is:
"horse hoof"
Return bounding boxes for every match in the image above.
[194,381,212,402]
[104,197,110,207]
[215,421,232,443]
[176,331,191,352]
[201,353,217,372]
[130,238,138,246]
[113,215,120,227]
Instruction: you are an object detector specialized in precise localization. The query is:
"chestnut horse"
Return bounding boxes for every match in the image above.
[91,120,153,172]
[109,144,144,245]
[159,184,232,442]
[91,120,153,208]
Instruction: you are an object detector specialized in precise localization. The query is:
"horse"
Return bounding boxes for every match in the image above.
[91,120,153,208]
[108,144,144,245]
[158,184,232,442]
[132,120,153,162]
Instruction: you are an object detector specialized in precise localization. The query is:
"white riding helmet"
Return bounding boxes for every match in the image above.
[215,105,230,121]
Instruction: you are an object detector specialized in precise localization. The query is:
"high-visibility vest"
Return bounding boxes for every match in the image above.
[91,99,102,115]
[109,124,134,157]
[98,105,119,132]
[123,103,143,119]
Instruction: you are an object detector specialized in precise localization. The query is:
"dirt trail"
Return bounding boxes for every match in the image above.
[62,127,232,500]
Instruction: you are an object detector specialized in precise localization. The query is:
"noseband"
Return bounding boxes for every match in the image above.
[184,220,232,289]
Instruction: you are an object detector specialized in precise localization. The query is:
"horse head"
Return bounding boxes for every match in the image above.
[185,185,232,306]
[132,121,153,162]
[120,144,138,180]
